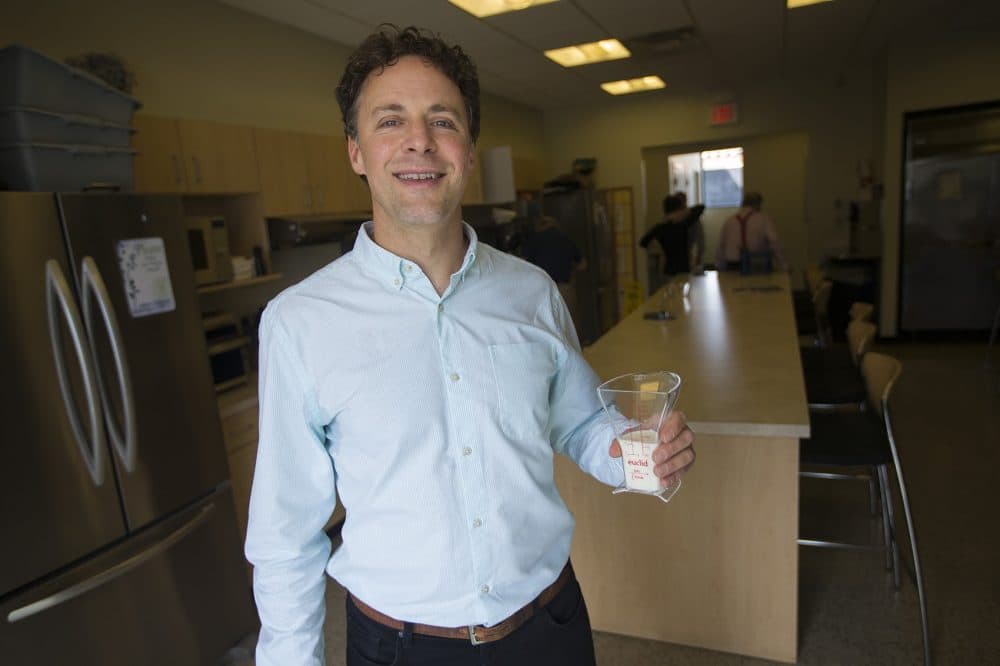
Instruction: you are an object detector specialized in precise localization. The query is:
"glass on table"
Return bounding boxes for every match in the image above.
[597,371,683,503]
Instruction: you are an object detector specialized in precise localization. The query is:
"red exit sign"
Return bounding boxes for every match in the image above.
[710,102,739,126]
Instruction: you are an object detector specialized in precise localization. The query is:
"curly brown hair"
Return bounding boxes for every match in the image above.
[335,24,481,143]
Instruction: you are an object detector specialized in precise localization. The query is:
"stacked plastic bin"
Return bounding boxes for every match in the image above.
[0,45,142,192]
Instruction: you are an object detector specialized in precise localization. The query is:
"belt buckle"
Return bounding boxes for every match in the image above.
[468,625,485,646]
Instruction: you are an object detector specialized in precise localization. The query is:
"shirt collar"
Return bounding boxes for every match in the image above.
[353,221,488,291]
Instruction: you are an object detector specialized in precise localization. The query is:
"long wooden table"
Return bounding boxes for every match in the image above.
[555,271,809,662]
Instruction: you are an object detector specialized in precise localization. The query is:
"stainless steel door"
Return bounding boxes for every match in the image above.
[1,488,256,666]
[58,194,229,532]
[0,193,126,598]
[901,152,1000,331]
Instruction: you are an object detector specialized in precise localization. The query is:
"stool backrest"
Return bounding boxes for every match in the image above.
[861,352,902,418]
[848,301,875,323]
[847,320,877,365]
[813,280,833,347]
[805,264,824,295]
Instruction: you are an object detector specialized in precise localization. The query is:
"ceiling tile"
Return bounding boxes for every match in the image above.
[574,0,692,40]
[484,2,605,49]
[220,0,372,45]
[785,0,877,74]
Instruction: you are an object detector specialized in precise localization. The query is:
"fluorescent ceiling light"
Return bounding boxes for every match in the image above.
[545,39,631,67]
[787,0,833,8]
[449,0,558,18]
[600,75,665,96]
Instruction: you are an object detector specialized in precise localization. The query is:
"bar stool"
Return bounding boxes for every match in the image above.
[799,352,930,665]
[795,266,821,332]
[849,301,875,323]
[812,280,833,347]
[801,319,877,411]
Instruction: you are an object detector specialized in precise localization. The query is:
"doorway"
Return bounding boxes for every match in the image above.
[641,132,809,291]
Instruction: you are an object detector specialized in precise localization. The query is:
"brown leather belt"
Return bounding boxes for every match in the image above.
[349,562,573,645]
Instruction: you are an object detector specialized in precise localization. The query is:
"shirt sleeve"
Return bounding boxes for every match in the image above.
[638,223,660,249]
[543,288,625,487]
[245,307,337,666]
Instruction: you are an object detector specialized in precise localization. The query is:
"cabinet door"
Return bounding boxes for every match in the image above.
[331,137,372,213]
[131,115,187,192]
[177,119,260,194]
[303,133,342,213]
[255,128,311,216]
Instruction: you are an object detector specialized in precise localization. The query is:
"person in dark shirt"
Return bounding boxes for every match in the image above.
[640,194,705,275]
[521,215,585,319]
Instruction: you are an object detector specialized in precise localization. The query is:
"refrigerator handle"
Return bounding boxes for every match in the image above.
[80,256,137,472]
[45,260,105,486]
[6,504,215,623]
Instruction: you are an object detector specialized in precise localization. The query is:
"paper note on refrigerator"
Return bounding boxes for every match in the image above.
[116,237,176,318]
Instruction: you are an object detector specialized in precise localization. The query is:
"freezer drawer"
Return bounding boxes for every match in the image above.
[0,487,256,666]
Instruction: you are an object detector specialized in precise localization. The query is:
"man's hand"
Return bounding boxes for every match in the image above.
[609,411,696,487]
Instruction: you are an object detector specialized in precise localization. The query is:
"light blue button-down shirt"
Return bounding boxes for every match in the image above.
[246,222,624,666]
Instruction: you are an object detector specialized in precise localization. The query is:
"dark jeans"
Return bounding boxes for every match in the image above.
[345,574,597,666]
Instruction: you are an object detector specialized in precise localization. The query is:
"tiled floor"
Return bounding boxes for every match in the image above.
[234,342,1000,665]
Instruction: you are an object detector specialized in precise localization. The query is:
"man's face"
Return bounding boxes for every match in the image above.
[347,55,475,230]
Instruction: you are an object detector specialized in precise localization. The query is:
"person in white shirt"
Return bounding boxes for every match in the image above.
[715,191,788,272]
[245,24,696,666]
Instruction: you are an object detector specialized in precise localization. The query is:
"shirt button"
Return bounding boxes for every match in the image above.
[404,264,413,272]
[473,518,482,528]
[449,373,460,382]
[480,584,490,594]
[438,303,444,313]
[462,447,472,456]
[393,278,401,287]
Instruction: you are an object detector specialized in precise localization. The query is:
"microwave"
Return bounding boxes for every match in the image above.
[184,216,233,286]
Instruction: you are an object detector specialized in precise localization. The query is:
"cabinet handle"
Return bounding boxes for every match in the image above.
[171,154,182,184]
[192,156,202,184]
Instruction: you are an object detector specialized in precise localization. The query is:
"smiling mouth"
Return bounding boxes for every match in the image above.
[395,172,444,181]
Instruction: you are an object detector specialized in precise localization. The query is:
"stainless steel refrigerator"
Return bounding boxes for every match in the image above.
[901,106,1000,333]
[0,193,255,665]
[542,188,617,345]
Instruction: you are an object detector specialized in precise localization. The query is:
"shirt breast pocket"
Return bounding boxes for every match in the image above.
[489,342,557,441]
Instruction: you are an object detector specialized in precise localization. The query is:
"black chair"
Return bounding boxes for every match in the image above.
[800,319,876,410]
[799,352,930,665]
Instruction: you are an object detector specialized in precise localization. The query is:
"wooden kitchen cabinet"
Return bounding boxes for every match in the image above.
[303,133,349,214]
[177,118,260,194]
[131,115,187,192]
[254,128,312,216]
[218,377,346,580]
[132,115,260,194]
[300,132,372,215]
[218,383,259,549]
[255,130,371,216]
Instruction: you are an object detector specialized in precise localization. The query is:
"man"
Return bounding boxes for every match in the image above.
[520,214,585,323]
[675,191,706,273]
[639,193,704,275]
[246,25,695,666]
[715,191,788,272]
